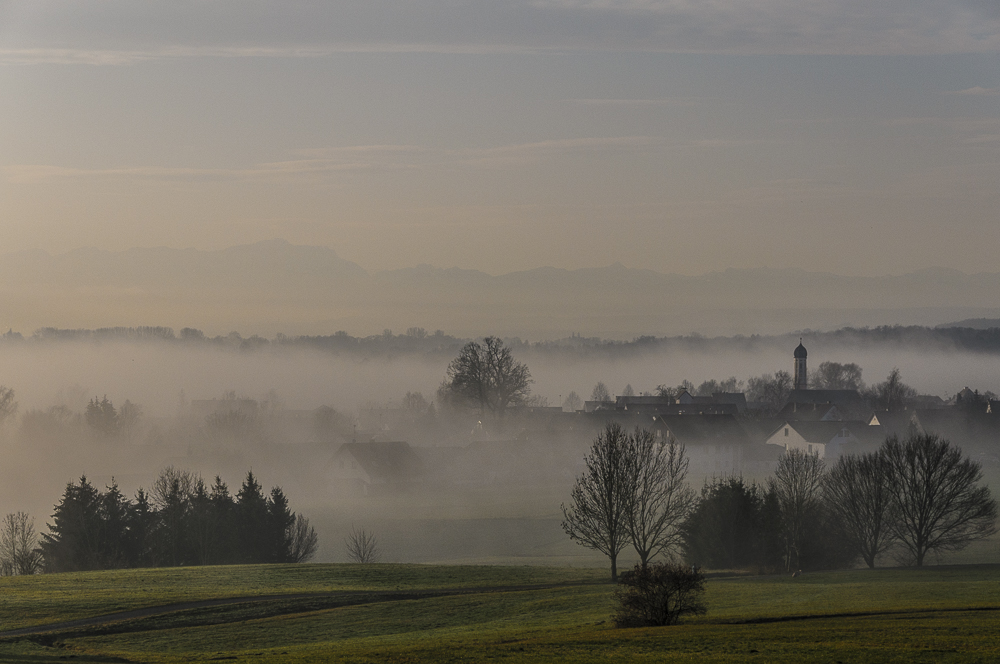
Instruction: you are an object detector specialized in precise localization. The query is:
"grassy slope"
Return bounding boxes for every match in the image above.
[1,565,999,663]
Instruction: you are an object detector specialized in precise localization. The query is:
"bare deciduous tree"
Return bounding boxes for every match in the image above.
[590,382,612,404]
[746,371,793,413]
[442,337,532,422]
[883,432,997,566]
[866,368,917,412]
[769,449,825,571]
[118,399,143,444]
[562,391,583,412]
[288,514,319,563]
[345,526,381,564]
[0,512,42,576]
[0,386,18,426]
[562,422,633,580]
[152,466,198,510]
[810,362,864,391]
[626,429,695,567]
[824,451,896,568]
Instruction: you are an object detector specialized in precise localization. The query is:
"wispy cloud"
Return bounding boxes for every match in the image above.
[2,137,666,183]
[0,0,998,61]
[0,43,548,66]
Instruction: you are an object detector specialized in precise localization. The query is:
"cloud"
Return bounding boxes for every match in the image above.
[0,0,998,61]
[2,137,665,183]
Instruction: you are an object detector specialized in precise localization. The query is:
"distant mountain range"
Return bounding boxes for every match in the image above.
[2,239,999,339]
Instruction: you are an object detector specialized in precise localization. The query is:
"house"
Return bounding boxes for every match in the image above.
[782,389,869,420]
[764,421,877,459]
[776,401,843,422]
[651,414,754,477]
[713,392,748,413]
[331,441,424,496]
[613,394,738,416]
[868,410,919,437]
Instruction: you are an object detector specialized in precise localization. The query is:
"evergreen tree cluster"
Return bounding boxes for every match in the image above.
[39,470,317,572]
[679,476,852,573]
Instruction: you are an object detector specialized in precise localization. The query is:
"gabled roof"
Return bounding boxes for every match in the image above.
[615,396,673,408]
[784,389,868,417]
[911,409,968,438]
[654,414,752,446]
[776,401,842,422]
[868,410,919,436]
[739,417,785,444]
[335,441,423,482]
[771,421,861,445]
[713,393,748,411]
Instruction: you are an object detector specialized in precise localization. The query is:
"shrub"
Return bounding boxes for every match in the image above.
[613,562,707,627]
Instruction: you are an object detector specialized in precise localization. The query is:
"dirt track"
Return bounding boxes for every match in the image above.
[0,582,601,639]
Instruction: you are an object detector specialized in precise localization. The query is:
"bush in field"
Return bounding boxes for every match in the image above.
[613,562,707,627]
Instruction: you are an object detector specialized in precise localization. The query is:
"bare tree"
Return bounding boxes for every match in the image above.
[151,466,198,510]
[345,526,381,563]
[811,362,864,391]
[747,371,793,413]
[883,432,997,566]
[561,422,633,580]
[118,399,143,444]
[0,512,42,576]
[288,514,319,563]
[562,391,583,412]
[769,449,825,571]
[442,337,532,422]
[0,386,18,426]
[626,429,695,567]
[866,368,917,412]
[591,382,612,403]
[824,451,897,568]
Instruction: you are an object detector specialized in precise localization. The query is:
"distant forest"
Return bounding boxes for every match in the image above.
[6,324,1000,358]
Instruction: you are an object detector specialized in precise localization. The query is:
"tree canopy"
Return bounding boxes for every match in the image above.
[441,336,532,421]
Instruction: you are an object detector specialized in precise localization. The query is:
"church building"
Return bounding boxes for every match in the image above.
[793,339,808,390]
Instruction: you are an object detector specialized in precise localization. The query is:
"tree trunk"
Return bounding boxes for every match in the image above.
[610,553,618,581]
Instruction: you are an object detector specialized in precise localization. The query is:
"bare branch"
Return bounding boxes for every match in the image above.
[345,525,381,564]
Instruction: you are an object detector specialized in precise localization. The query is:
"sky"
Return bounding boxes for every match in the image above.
[1,0,999,277]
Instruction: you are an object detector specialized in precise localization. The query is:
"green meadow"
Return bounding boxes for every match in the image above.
[1,564,998,663]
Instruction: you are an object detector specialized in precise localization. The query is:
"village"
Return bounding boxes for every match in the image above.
[325,341,1000,497]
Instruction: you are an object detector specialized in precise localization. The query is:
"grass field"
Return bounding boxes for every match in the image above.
[1,564,999,663]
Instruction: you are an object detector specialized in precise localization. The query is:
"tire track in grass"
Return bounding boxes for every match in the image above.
[0,581,607,639]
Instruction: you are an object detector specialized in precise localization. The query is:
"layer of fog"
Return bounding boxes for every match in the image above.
[5,341,1000,416]
[2,339,999,565]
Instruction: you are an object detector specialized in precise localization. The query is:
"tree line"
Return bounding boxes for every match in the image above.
[563,424,997,578]
[14,324,1000,362]
[34,468,317,573]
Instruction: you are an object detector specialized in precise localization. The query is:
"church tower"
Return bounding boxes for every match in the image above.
[793,339,808,390]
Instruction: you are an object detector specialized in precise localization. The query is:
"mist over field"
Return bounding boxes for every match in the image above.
[3,4,999,660]
[2,330,999,566]
[5,330,1000,416]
